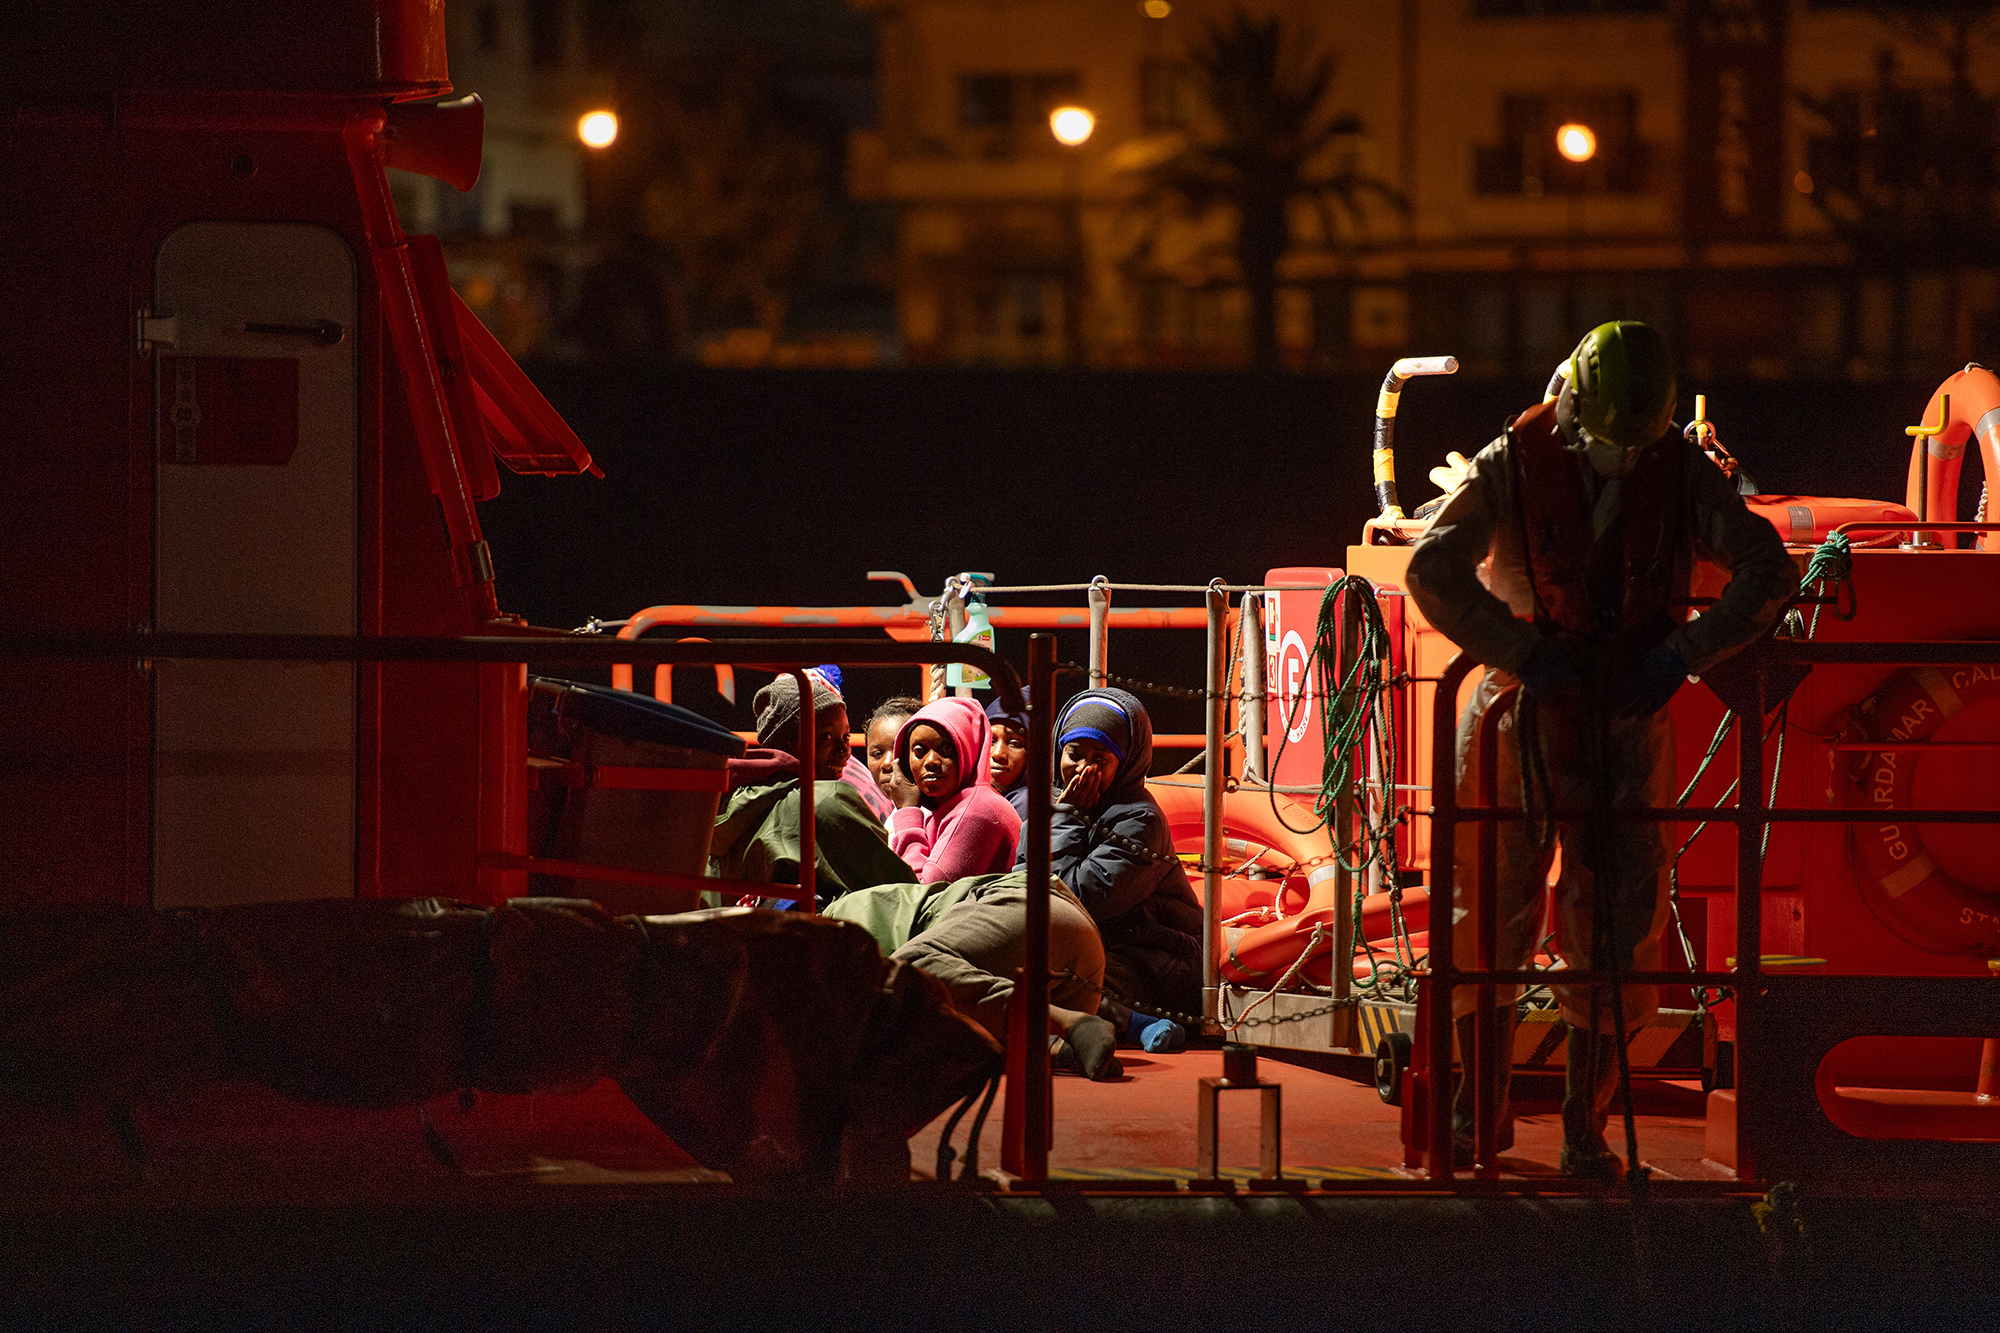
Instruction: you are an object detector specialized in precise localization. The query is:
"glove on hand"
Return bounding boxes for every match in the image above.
[1614,645,1688,717]
[1517,640,1580,701]
[1427,450,1472,498]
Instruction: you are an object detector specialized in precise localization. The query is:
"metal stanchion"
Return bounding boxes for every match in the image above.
[1732,660,1767,1181]
[1427,654,1476,1179]
[1331,587,1358,1045]
[1241,592,1268,785]
[1473,685,1514,1180]
[1087,576,1110,688]
[1202,582,1227,1030]
[1020,632,1056,1182]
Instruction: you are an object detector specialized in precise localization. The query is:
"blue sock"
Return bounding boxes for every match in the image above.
[1126,1011,1186,1054]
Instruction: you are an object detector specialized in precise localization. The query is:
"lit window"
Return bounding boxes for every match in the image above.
[1474,92,1646,195]
[958,71,1082,131]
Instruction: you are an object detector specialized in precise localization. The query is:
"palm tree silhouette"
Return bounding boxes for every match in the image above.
[1125,11,1403,369]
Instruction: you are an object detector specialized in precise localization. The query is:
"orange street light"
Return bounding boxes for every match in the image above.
[1050,106,1095,147]
[1555,122,1596,164]
[578,110,619,149]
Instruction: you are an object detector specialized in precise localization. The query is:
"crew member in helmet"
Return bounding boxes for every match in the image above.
[1405,321,1793,1178]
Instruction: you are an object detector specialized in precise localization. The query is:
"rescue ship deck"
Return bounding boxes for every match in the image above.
[3,1052,1990,1330]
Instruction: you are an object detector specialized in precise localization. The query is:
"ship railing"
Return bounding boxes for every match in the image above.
[0,629,1019,916]
[1429,636,2000,1194]
[592,575,1330,755]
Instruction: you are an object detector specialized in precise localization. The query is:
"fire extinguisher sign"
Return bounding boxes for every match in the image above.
[1276,630,1313,744]
[1263,569,1341,785]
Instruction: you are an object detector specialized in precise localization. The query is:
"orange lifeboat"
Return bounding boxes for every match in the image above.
[1146,779,1335,922]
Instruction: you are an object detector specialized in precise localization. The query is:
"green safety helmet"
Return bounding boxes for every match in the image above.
[1563,320,1677,457]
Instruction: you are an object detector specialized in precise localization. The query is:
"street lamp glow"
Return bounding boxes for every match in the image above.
[1049,105,1095,147]
[1555,122,1597,164]
[578,110,619,149]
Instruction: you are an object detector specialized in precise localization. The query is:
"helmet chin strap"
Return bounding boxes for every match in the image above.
[1557,380,1642,479]
[1582,438,1641,479]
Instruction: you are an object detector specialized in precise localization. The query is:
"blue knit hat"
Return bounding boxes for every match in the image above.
[1055,693,1134,764]
[984,687,1030,734]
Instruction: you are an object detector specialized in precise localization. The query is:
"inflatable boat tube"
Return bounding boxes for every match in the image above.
[1744,496,1917,547]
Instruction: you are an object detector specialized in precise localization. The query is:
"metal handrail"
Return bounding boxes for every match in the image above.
[0,630,1024,913]
[596,602,1207,631]
[0,631,1023,696]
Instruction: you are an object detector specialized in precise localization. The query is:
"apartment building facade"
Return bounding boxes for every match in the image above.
[389,0,611,355]
[849,0,2000,379]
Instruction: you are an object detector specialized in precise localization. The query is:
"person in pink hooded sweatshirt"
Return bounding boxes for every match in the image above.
[886,696,1022,883]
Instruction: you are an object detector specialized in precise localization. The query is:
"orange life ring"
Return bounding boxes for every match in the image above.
[1147,780,1337,920]
[1223,890,1434,988]
[1840,663,2000,955]
[1145,781,1436,986]
[1904,365,2000,550]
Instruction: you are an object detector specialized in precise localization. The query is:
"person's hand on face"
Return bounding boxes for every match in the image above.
[1057,738,1118,810]
[867,714,919,807]
[812,704,851,783]
[988,722,1029,791]
[904,724,959,806]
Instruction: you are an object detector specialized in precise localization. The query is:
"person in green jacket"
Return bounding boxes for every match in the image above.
[707,670,914,907]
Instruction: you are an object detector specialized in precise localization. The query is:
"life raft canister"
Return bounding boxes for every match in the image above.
[1839,663,2000,955]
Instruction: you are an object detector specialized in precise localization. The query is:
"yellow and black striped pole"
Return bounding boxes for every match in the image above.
[1371,355,1458,519]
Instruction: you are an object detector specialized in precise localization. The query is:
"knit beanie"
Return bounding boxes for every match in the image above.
[753,669,843,749]
[984,686,1030,735]
[1055,692,1134,763]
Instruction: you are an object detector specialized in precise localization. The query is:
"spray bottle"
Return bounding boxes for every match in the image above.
[946,572,996,693]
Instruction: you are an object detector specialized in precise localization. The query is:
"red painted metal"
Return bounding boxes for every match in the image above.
[1002,633,1057,1183]
[4,4,500,909]
[1473,685,1515,1181]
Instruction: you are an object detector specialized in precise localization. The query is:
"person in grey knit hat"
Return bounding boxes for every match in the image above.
[709,667,911,906]
[752,669,847,775]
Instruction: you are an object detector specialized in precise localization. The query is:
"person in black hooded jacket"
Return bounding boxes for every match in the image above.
[1016,687,1202,1053]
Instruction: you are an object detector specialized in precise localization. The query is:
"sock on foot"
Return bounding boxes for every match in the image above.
[1065,1015,1124,1081]
[1126,1012,1186,1054]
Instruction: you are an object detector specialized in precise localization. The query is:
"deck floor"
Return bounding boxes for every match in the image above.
[911,1049,1724,1185]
